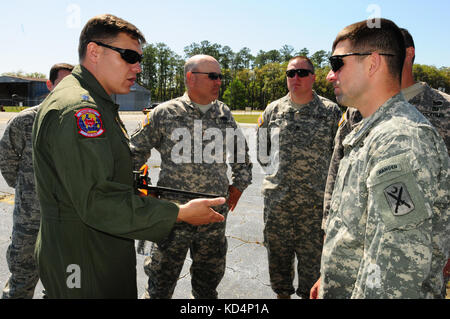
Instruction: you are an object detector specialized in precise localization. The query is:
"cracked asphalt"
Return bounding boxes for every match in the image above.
[0,111,300,299]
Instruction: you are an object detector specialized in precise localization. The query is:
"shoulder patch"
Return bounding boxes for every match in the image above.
[376,163,402,177]
[257,114,264,127]
[383,182,415,216]
[142,113,151,128]
[338,112,346,127]
[75,108,104,138]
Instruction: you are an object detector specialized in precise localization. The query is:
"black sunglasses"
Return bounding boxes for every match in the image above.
[191,72,223,80]
[329,52,395,72]
[93,41,143,64]
[286,68,314,78]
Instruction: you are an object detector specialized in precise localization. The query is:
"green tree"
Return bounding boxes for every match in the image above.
[257,62,287,108]
[136,41,449,109]
[184,40,222,61]
[310,50,329,69]
[139,42,182,102]
[313,66,336,102]
[413,64,450,93]
[233,47,254,70]
[223,78,247,110]
[254,50,283,68]
[296,47,310,57]
[279,45,295,62]
[253,50,268,68]
[139,43,158,93]
[2,71,46,78]
[219,45,234,71]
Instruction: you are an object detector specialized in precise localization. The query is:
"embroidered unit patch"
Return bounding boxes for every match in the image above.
[376,163,401,177]
[75,108,104,138]
[383,182,415,216]
[257,114,264,127]
[142,113,151,128]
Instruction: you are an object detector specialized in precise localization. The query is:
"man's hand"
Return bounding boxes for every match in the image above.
[177,197,226,225]
[310,277,321,299]
[227,185,242,211]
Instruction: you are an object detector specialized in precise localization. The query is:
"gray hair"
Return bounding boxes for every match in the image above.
[184,58,198,85]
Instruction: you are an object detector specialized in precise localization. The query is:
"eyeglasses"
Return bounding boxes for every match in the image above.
[329,52,395,72]
[191,72,223,80]
[92,41,143,64]
[286,68,314,78]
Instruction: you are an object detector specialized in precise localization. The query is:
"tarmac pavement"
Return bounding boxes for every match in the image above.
[0,111,301,299]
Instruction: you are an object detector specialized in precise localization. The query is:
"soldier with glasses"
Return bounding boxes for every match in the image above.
[256,56,341,299]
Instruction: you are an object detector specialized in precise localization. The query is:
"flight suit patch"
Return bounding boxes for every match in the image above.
[75,108,104,138]
[383,182,415,216]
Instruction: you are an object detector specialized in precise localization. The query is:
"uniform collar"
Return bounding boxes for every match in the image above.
[72,65,116,106]
[281,91,321,115]
[288,91,318,108]
[180,92,196,109]
[401,82,426,101]
[343,93,406,148]
[180,92,220,116]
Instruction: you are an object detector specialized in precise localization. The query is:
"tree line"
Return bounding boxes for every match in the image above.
[137,40,334,109]
[2,71,46,79]
[3,40,448,110]
[137,40,450,110]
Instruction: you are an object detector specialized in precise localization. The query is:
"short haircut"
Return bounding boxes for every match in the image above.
[78,14,146,61]
[49,63,74,84]
[184,58,198,77]
[332,18,405,83]
[183,55,218,85]
[400,28,415,64]
[400,28,415,48]
[288,56,315,74]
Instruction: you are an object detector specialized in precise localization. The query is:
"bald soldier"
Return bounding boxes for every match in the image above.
[130,54,252,299]
[256,56,341,299]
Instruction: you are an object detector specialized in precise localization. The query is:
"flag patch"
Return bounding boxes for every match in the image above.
[257,115,264,127]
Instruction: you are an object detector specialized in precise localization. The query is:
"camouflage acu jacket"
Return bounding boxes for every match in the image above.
[0,105,40,214]
[256,92,341,201]
[319,93,449,299]
[322,82,449,231]
[130,93,252,197]
[408,82,449,155]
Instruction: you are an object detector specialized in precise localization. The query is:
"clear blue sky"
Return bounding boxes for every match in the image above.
[1,0,449,76]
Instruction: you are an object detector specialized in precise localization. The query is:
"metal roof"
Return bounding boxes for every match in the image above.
[0,75,47,83]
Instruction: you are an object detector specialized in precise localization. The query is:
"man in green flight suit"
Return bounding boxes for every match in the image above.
[31,14,225,299]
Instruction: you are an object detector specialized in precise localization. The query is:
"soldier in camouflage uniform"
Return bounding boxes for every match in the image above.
[400,27,449,153]
[130,55,252,299]
[311,19,448,299]
[319,27,450,298]
[256,56,341,299]
[321,107,362,231]
[0,63,73,298]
